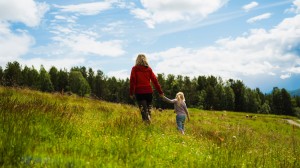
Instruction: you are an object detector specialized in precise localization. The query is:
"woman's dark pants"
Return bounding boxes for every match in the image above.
[135,93,152,122]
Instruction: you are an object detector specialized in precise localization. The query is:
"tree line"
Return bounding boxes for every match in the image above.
[1,61,299,116]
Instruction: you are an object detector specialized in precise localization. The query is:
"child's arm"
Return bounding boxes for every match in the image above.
[162,96,176,104]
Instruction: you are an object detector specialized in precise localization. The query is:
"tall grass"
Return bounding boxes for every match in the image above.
[0,87,299,167]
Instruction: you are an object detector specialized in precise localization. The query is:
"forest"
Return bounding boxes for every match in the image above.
[1,61,299,117]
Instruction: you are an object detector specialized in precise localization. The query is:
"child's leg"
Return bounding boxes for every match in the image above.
[176,115,186,134]
[182,116,186,131]
[176,115,183,130]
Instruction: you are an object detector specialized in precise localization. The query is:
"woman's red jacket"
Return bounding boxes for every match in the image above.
[130,65,163,96]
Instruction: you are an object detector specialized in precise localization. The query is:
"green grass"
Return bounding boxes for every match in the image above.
[0,86,299,167]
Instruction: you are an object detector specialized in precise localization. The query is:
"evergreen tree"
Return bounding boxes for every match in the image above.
[57,69,69,93]
[94,70,105,99]
[182,76,192,107]
[281,88,294,116]
[39,66,54,92]
[190,77,199,107]
[154,73,165,108]
[296,96,300,107]
[214,84,225,110]
[271,87,283,115]
[197,76,207,91]
[106,77,119,102]
[119,78,131,104]
[244,88,260,113]
[28,66,39,89]
[197,90,206,109]
[69,71,91,96]
[224,86,235,111]
[21,66,30,87]
[176,75,184,91]
[4,61,22,86]
[0,66,3,85]
[87,68,95,93]
[49,66,59,91]
[204,85,216,110]
[230,80,246,112]
[259,101,271,114]
[71,66,87,79]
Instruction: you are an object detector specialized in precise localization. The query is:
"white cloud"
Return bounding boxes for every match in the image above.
[148,14,300,80]
[107,69,129,79]
[287,66,300,73]
[0,0,49,27]
[0,22,34,66]
[242,2,259,12]
[54,2,112,16]
[247,13,272,23]
[131,0,228,28]
[285,0,300,14]
[52,34,125,57]
[280,73,291,79]
[0,0,48,67]
[101,21,124,36]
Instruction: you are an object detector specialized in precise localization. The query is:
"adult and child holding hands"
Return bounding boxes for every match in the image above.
[130,54,190,134]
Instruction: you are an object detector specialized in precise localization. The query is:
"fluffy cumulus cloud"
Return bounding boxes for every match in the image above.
[0,0,48,66]
[0,22,34,65]
[149,14,300,80]
[131,0,228,28]
[54,2,112,16]
[247,13,272,23]
[242,1,259,12]
[286,0,300,14]
[0,0,49,27]
[53,34,125,57]
[49,22,125,57]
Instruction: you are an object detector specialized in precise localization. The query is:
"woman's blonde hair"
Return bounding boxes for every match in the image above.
[135,54,149,67]
[176,92,185,104]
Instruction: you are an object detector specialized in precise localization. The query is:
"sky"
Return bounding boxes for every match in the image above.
[0,0,300,93]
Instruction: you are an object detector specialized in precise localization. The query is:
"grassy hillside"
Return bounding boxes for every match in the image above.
[1,87,300,167]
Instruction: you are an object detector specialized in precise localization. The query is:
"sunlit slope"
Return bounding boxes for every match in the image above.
[0,87,299,167]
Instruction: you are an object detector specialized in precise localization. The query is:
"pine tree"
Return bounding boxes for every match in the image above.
[39,66,54,92]
[0,66,3,85]
[4,61,22,86]
[94,70,105,99]
[281,88,294,116]
[49,66,59,91]
[57,69,69,93]
[69,71,91,96]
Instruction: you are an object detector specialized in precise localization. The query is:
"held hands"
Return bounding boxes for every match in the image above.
[130,95,135,99]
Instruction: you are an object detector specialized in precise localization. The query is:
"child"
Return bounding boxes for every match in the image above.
[162,92,190,134]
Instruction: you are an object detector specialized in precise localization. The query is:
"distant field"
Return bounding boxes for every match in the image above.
[0,87,299,167]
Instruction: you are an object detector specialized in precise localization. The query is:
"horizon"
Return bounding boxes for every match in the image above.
[1,0,300,93]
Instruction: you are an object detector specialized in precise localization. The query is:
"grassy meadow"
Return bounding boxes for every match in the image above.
[0,86,300,167]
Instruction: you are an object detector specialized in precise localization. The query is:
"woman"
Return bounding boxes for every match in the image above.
[130,54,164,122]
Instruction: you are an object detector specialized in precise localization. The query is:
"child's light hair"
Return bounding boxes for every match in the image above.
[135,54,149,67]
[176,92,185,104]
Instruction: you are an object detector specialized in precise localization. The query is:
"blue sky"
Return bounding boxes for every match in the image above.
[0,0,300,92]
